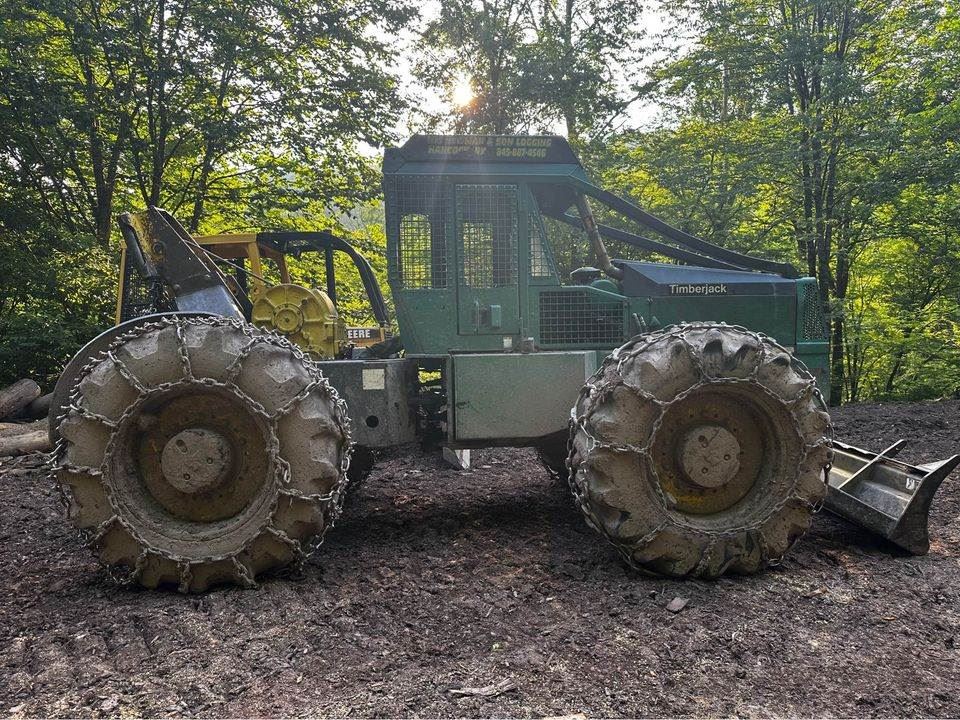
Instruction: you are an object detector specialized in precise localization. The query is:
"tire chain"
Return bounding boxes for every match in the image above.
[48,314,354,590]
[566,322,834,571]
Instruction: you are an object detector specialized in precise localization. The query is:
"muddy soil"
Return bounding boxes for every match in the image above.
[1,399,959,718]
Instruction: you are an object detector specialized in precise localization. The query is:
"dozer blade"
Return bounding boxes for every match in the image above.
[825,439,960,555]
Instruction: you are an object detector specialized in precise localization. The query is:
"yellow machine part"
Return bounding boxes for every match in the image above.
[251,283,346,359]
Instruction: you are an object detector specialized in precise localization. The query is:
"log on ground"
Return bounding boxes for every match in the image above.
[0,421,51,456]
[25,393,53,420]
[0,379,41,420]
[0,421,44,435]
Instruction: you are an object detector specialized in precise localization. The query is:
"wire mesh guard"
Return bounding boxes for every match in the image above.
[456,184,519,288]
[389,178,448,289]
[528,211,556,278]
[539,289,624,346]
[799,281,829,341]
[119,251,172,322]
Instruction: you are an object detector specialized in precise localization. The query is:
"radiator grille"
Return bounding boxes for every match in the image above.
[799,282,829,341]
[539,290,624,346]
[456,184,518,288]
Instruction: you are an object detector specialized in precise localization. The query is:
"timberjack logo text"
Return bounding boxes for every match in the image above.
[669,283,729,295]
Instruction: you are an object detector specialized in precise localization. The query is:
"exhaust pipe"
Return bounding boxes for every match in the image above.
[826,439,959,554]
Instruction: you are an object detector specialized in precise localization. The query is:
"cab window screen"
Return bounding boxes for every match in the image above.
[456,184,518,288]
[393,181,447,289]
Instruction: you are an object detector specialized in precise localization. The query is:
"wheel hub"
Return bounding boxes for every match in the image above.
[160,428,234,494]
[136,389,271,524]
[651,387,770,515]
[679,424,741,489]
[274,305,303,333]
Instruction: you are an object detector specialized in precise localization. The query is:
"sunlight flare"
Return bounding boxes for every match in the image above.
[451,79,474,108]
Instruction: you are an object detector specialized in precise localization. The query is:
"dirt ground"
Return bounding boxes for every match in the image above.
[1,398,959,718]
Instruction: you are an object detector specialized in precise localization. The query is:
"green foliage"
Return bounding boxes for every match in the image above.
[0,225,115,387]
[845,185,960,400]
[416,0,644,142]
[598,0,960,401]
[0,0,957,404]
[0,0,411,387]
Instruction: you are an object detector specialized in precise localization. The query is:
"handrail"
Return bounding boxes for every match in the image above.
[578,180,799,278]
[556,212,744,272]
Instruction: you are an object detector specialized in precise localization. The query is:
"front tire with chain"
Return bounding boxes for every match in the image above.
[569,323,831,578]
[51,315,351,592]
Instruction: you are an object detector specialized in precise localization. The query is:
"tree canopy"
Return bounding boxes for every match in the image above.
[0,0,957,402]
[0,0,411,383]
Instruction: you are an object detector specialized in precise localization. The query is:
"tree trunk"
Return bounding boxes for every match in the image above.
[883,325,915,396]
[189,58,235,232]
[0,422,39,434]
[149,0,168,207]
[24,393,52,420]
[830,314,844,406]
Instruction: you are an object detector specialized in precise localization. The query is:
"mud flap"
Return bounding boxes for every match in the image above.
[826,439,960,555]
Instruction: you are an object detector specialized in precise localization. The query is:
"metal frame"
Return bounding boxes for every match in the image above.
[257,231,390,329]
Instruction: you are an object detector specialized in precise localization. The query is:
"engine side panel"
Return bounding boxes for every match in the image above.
[451,351,597,443]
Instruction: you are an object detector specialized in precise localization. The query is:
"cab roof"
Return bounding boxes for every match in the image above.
[382,135,588,216]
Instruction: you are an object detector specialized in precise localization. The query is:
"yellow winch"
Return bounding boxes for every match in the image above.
[250,283,346,358]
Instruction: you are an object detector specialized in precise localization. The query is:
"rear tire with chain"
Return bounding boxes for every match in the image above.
[569,323,831,578]
[51,315,351,592]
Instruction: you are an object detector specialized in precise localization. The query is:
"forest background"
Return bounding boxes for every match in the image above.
[1,0,958,404]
